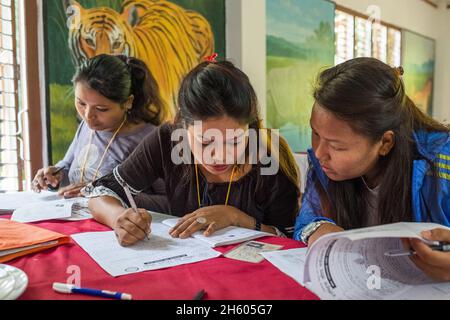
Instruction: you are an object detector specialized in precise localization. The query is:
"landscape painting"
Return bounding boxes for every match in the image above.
[266,0,335,152]
[402,30,435,115]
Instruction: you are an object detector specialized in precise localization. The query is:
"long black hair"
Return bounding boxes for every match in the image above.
[313,57,449,229]
[73,54,166,125]
[176,60,300,209]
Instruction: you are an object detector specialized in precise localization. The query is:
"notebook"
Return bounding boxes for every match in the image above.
[162,218,271,247]
[0,219,71,263]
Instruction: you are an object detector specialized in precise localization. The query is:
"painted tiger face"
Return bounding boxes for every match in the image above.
[66,0,136,65]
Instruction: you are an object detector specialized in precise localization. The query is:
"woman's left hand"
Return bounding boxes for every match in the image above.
[169,205,245,238]
[406,228,450,282]
[58,182,87,198]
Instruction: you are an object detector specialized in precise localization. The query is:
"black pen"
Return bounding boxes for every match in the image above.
[193,289,206,300]
[47,167,64,191]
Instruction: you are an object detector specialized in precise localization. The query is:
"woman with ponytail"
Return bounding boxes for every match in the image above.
[32,54,166,198]
[294,57,450,281]
[87,59,301,246]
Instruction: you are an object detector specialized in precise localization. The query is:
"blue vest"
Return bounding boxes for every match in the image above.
[293,131,450,241]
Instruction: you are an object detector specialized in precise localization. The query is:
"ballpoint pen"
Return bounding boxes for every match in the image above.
[46,167,64,191]
[53,282,132,300]
[385,242,450,257]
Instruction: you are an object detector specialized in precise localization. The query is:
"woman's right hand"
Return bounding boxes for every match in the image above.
[113,208,152,246]
[32,166,62,193]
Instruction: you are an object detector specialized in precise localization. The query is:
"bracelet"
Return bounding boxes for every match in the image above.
[254,218,262,231]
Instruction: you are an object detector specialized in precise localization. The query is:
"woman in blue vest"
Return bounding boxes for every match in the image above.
[294,58,450,281]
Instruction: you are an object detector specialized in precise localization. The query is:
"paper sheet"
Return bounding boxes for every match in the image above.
[0,191,63,213]
[162,218,270,247]
[9,197,93,223]
[304,223,450,300]
[72,221,222,277]
[11,199,73,223]
[261,248,308,286]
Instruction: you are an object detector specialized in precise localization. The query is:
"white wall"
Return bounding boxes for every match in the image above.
[226,0,266,123]
[227,0,450,124]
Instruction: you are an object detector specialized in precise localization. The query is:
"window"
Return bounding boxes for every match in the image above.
[335,8,402,66]
[0,0,22,191]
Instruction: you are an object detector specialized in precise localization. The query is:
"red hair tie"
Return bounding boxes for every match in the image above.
[205,53,218,62]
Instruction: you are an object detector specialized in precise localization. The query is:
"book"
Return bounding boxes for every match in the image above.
[264,222,450,300]
[162,218,271,247]
[0,219,71,263]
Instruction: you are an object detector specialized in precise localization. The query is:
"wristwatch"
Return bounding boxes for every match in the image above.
[301,220,333,245]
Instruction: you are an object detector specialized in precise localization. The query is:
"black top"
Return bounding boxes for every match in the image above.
[92,123,299,237]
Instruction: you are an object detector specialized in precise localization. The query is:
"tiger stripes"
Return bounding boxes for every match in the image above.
[66,0,215,120]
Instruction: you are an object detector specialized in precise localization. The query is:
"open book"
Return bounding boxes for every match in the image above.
[162,218,271,247]
[264,222,450,300]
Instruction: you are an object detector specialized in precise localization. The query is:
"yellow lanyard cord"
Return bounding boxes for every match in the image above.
[195,163,201,208]
[195,164,237,208]
[79,116,127,184]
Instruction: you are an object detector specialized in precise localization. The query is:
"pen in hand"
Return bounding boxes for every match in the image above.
[385,242,450,257]
[46,167,64,191]
[122,183,150,241]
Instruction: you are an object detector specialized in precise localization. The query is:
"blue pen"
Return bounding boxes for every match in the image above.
[53,282,133,300]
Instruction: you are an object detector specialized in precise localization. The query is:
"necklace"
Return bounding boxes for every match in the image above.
[195,164,237,208]
[79,116,127,184]
[361,176,380,193]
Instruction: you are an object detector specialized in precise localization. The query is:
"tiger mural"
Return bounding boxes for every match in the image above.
[65,0,215,120]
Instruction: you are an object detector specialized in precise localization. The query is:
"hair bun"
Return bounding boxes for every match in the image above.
[396,66,404,77]
[126,57,146,81]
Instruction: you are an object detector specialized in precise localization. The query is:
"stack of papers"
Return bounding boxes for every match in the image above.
[0,191,92,222]
[0,191,62,213]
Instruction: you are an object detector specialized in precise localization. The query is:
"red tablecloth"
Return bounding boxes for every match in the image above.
[3,214,318,300]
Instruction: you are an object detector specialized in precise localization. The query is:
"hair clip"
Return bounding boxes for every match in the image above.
[396,66,405,77]
[205,53,218,63]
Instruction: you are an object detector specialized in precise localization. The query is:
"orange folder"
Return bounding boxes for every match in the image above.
[0,219,70,263]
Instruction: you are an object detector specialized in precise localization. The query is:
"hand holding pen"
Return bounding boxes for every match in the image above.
[386,228,450,282]
[112,182,152,247]
[32,166,64,193]
[385,242,450,257]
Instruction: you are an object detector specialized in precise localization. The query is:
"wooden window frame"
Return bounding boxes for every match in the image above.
[335,4,403,65]
[22,0,43,180]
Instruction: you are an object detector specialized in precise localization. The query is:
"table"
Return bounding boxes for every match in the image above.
[2,214,318,300]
